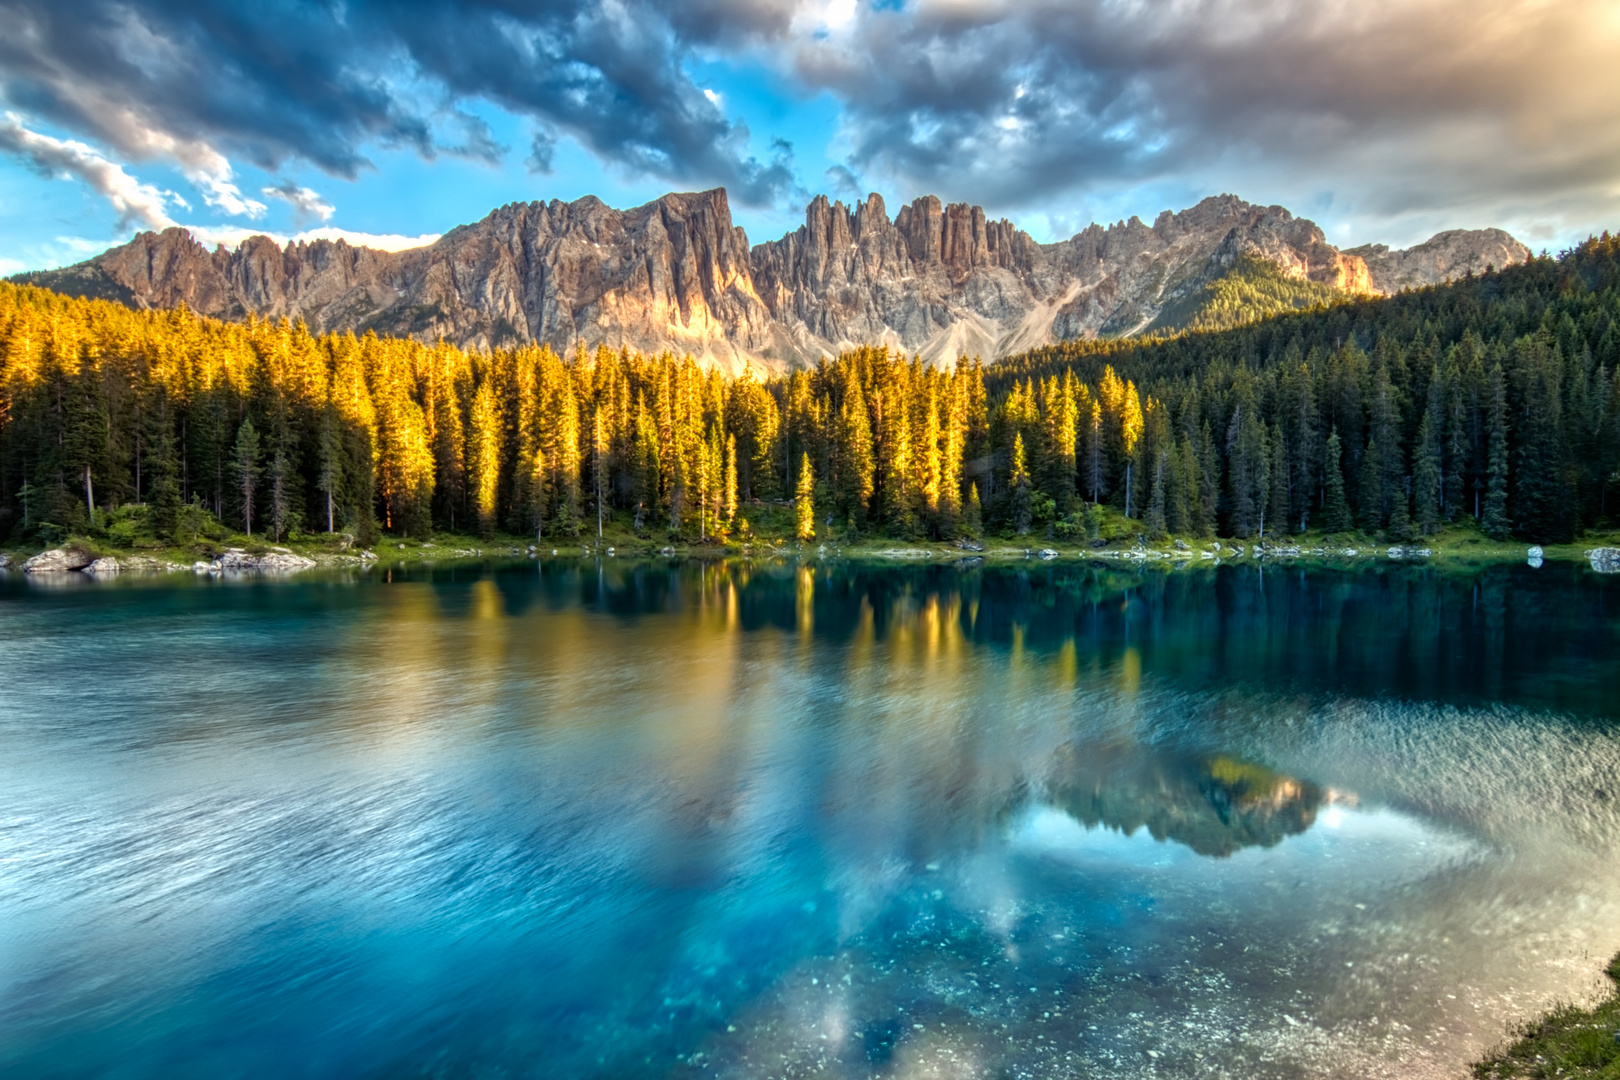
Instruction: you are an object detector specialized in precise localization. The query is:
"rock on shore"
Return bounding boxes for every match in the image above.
[24,548,94,573]
[1588,547,1620,574]
[211,549,317,573]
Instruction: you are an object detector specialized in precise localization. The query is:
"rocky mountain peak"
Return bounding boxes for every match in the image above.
[11,188,1529,372]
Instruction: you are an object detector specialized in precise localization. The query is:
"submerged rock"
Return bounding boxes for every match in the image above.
[24,548,94,573]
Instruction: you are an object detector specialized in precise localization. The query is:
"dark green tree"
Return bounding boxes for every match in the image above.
[233,417,262,537]
[1321,431,1351,533]
[1483,364,1512,539]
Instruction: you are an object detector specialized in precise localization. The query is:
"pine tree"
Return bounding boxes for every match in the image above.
[964,481,983,538]
[268,444,294,542]
[1413,408,1441,536]
[1321,430,1351,533]
[721,433,736,533]
[144,388,182,538]
[1358,436,1385,533]
[1267,421,1289,539]
[1009,431,1033,535]
[233,417,262,537]
[1387,476,1413,541]
[1483,363,1512,539]
[1197,419,1219,538]
[1145,448,1168,540]
[316,402,343,534]
[835,375,874,528]
[795,451,816,543]
[1120,378,1144,516]
[469,379,500,539]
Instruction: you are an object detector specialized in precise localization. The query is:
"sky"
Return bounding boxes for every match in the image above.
[2,0,1619,275]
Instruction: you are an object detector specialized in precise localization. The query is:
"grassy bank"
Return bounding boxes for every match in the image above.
[3,498,1617,571]
[1474,953,1620,1079]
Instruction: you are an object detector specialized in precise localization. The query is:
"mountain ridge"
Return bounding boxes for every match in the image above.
[11,189,1529,371]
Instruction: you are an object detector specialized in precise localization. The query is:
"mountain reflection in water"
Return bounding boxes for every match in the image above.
[0,558,1617,1080]
[1049,748,1334,858]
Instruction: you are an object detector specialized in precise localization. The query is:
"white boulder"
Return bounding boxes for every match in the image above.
[24,548,94,573]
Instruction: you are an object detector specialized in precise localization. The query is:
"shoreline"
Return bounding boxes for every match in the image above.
[1473,951,1620,1078]
[4,534,1618,577]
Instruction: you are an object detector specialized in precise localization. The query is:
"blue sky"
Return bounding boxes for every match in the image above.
[3,0,1619,274]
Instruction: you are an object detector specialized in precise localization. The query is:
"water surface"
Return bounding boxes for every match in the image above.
[2,559,1618,1079]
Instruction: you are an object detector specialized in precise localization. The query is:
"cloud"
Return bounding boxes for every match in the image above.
[7,0,1619,244]
[526,127,558,175]
[824,163,863,200]
[261,181,335,225]
[0,0,805,206]
[185,225,440,253]
[0,111,175,228]
[781,0,1620,239]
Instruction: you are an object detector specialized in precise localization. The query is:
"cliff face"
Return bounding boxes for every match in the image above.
[12,189,1529,371]
[1346,228,1531,293]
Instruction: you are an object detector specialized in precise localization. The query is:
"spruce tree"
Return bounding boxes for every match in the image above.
[1144,448,1168,540]
[795,451,816,542]
[1483,364,1512,539]
[144,390,182,539]
[268,445,294,542]
[964,481,983,539]
[1413,408,1441,535]
[1358,437,1385,533]
[1268,421,1289,539]
[1387,477,1413,542]
[724,434,737,533]
[1321,430,1351,533]
[1009,431,1034,535]
[316,403,343,535]
[233,417,262,537]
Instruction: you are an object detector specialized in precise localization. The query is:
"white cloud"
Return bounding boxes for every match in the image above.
[184,224,440,253]
[39,92,267,218]
[822,0,857,30]
[0,112,175,229]
[262,181,336,224]
[191,170,265,218]
[0,256,26,275]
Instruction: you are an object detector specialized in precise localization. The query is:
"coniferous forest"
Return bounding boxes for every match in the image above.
[3,235,1620,550]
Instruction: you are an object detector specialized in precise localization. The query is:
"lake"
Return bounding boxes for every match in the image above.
[2,558,1618,1079]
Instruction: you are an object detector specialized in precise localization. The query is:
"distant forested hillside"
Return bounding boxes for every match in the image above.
[0,236,1616,547]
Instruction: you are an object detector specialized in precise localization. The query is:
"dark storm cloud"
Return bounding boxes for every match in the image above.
[0,0,800,205]
[790,0,1620,224]
[4,0,1617,234]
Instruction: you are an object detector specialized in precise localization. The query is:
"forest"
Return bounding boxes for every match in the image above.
[2,234,1619,550]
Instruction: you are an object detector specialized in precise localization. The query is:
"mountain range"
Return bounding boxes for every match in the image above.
[13,189,1529,372]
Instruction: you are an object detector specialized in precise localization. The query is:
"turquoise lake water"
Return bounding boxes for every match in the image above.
[1,559,1618,1079]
